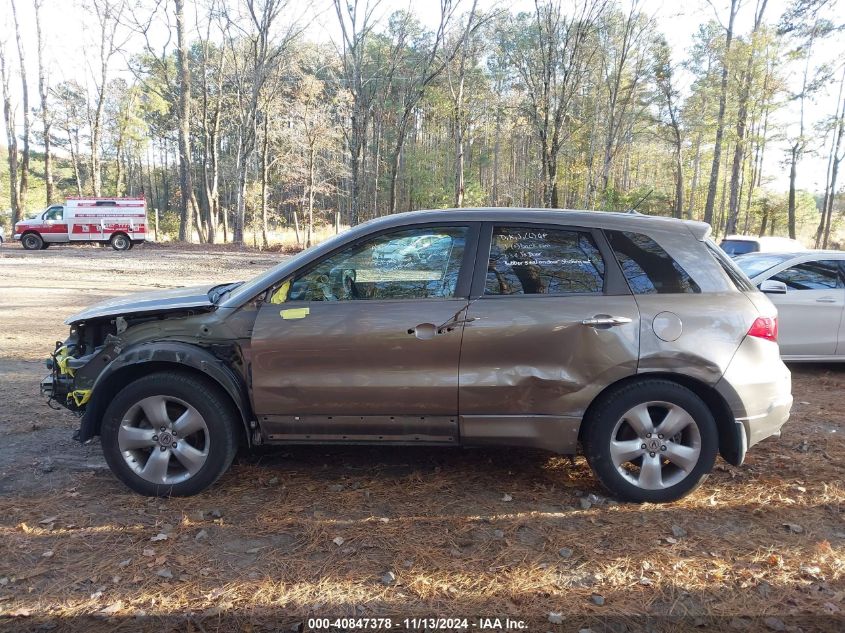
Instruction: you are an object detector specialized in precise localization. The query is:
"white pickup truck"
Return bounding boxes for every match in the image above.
[13,197,147,251]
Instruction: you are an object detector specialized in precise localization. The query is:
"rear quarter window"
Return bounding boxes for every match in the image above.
[605,230,700,294]
[706,241,756,291]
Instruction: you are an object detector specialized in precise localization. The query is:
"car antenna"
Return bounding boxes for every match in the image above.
[626,189,653,215]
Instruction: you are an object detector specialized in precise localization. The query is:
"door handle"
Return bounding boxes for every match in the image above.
[816,297,837,303]
[581,315,633,328]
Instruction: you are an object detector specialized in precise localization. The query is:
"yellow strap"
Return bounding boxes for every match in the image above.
[68,390,92,406]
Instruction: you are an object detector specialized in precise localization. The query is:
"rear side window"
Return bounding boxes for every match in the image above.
[606,230,700,294]
[706,240,756,291]
[485,226,605,295]
[771,261,844,290]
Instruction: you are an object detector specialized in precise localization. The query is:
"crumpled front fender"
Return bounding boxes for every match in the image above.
[76,340,253,445]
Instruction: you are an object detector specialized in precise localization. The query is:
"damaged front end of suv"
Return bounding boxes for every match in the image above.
[43,283,259,448]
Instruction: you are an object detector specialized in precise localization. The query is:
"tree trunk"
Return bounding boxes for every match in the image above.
[175,0,200,242]
[34,0,54,204]
[703,0,739,226]
[787,143,798,239]
[11,0,30,212]
[0,48,21,223]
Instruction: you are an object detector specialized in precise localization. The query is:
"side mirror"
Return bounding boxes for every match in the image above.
[760,280,787,294]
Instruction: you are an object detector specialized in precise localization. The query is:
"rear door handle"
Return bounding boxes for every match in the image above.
[816,297,837,303]
[581,315,633,328]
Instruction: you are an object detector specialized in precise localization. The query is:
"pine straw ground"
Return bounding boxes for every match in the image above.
[0,366,843,633]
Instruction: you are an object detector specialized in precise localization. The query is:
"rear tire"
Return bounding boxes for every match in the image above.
[22,233,43,250]
[110,233,131,251]
[100,371,240,497]
[582,379,718,503]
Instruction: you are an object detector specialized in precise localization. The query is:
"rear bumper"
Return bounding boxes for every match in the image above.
[715,337,793,451]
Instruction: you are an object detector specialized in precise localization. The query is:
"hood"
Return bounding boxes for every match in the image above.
[66,284,216,325]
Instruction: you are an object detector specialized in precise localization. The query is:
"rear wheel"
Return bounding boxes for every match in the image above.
[100,371,240,496]
[110,233,131,251]
[582,379,718,503]
[21,233,43,250]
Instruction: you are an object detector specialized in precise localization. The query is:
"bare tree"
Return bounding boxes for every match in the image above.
[593,1,652,207]
[385,1,468,214]
[654,35,684,218]
[10,0,31,212]
[1,43,21,223]
[333,0,385,225]
[34,0,54,203]
[224,0,300,244]
[725,0,768,235]
[86,0,128,196]
[175,0,201,241]
[447,0,483,207]
[702,0,740,227]
[816,63,845,248]
[507,0,607,208]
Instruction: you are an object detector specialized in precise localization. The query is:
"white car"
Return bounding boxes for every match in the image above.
[0,225,4,244]
[721,235,806,257]
[736,251,845,361]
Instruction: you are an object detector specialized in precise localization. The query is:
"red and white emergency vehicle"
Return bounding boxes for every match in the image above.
[13,197,147,252]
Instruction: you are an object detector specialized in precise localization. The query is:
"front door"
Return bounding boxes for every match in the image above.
[41,206,68,243]
[458,224,640,452]
[251,223,478,443]
[765,259,845,357]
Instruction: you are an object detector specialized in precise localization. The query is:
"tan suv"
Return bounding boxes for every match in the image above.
[45,209,792,502]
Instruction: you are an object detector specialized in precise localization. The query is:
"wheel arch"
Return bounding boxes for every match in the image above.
[110,231,131,248]
[579,371,745,467]
[77,341,254,447]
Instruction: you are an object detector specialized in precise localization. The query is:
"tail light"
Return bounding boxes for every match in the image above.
[748,316,778,342]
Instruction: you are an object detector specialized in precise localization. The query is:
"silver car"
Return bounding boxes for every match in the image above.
[45,209,792,502]
[736,251,845,361]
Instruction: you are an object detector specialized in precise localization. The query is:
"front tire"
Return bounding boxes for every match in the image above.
[110,233,131,251]
[582,379,718,503]
[22,233,43,250]
[100,371,240,496]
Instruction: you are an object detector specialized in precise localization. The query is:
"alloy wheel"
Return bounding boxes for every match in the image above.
[118,395,210,485]
[608,401,702,491]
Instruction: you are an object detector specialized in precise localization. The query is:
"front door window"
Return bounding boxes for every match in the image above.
[288,226,469,302]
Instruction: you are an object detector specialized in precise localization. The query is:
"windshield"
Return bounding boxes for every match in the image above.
[734,253,795,278]
[720,239,758,256]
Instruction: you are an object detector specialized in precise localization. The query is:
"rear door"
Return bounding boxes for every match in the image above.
[250,222,478,442]
[764,258,845,356]
[457,224,639,451]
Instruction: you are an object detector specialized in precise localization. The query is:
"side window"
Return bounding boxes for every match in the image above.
[44,207,63,221]
[485,226,605,295]
[288,226,468,301]
[606,230,700,294]
[771,261,843,290]
[706,240,755,292]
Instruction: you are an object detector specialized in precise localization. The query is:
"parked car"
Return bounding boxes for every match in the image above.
[720,235,805,257]
[0,225,4,245]
[45,209,792,502]
[735,250,845,361]
[14,197,147,251]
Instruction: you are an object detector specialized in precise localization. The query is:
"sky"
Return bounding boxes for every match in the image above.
[1,0,843,196]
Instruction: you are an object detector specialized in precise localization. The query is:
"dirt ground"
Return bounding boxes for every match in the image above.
[0,242,843,632]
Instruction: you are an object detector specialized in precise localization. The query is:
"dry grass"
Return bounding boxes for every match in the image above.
[1,377,844,632]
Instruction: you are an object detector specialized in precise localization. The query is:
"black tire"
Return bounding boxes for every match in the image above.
[21,233,43,250]
[582,379,718,503]
[100,371,241,497]
[110,232,131,251]
[41,242,51,249]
